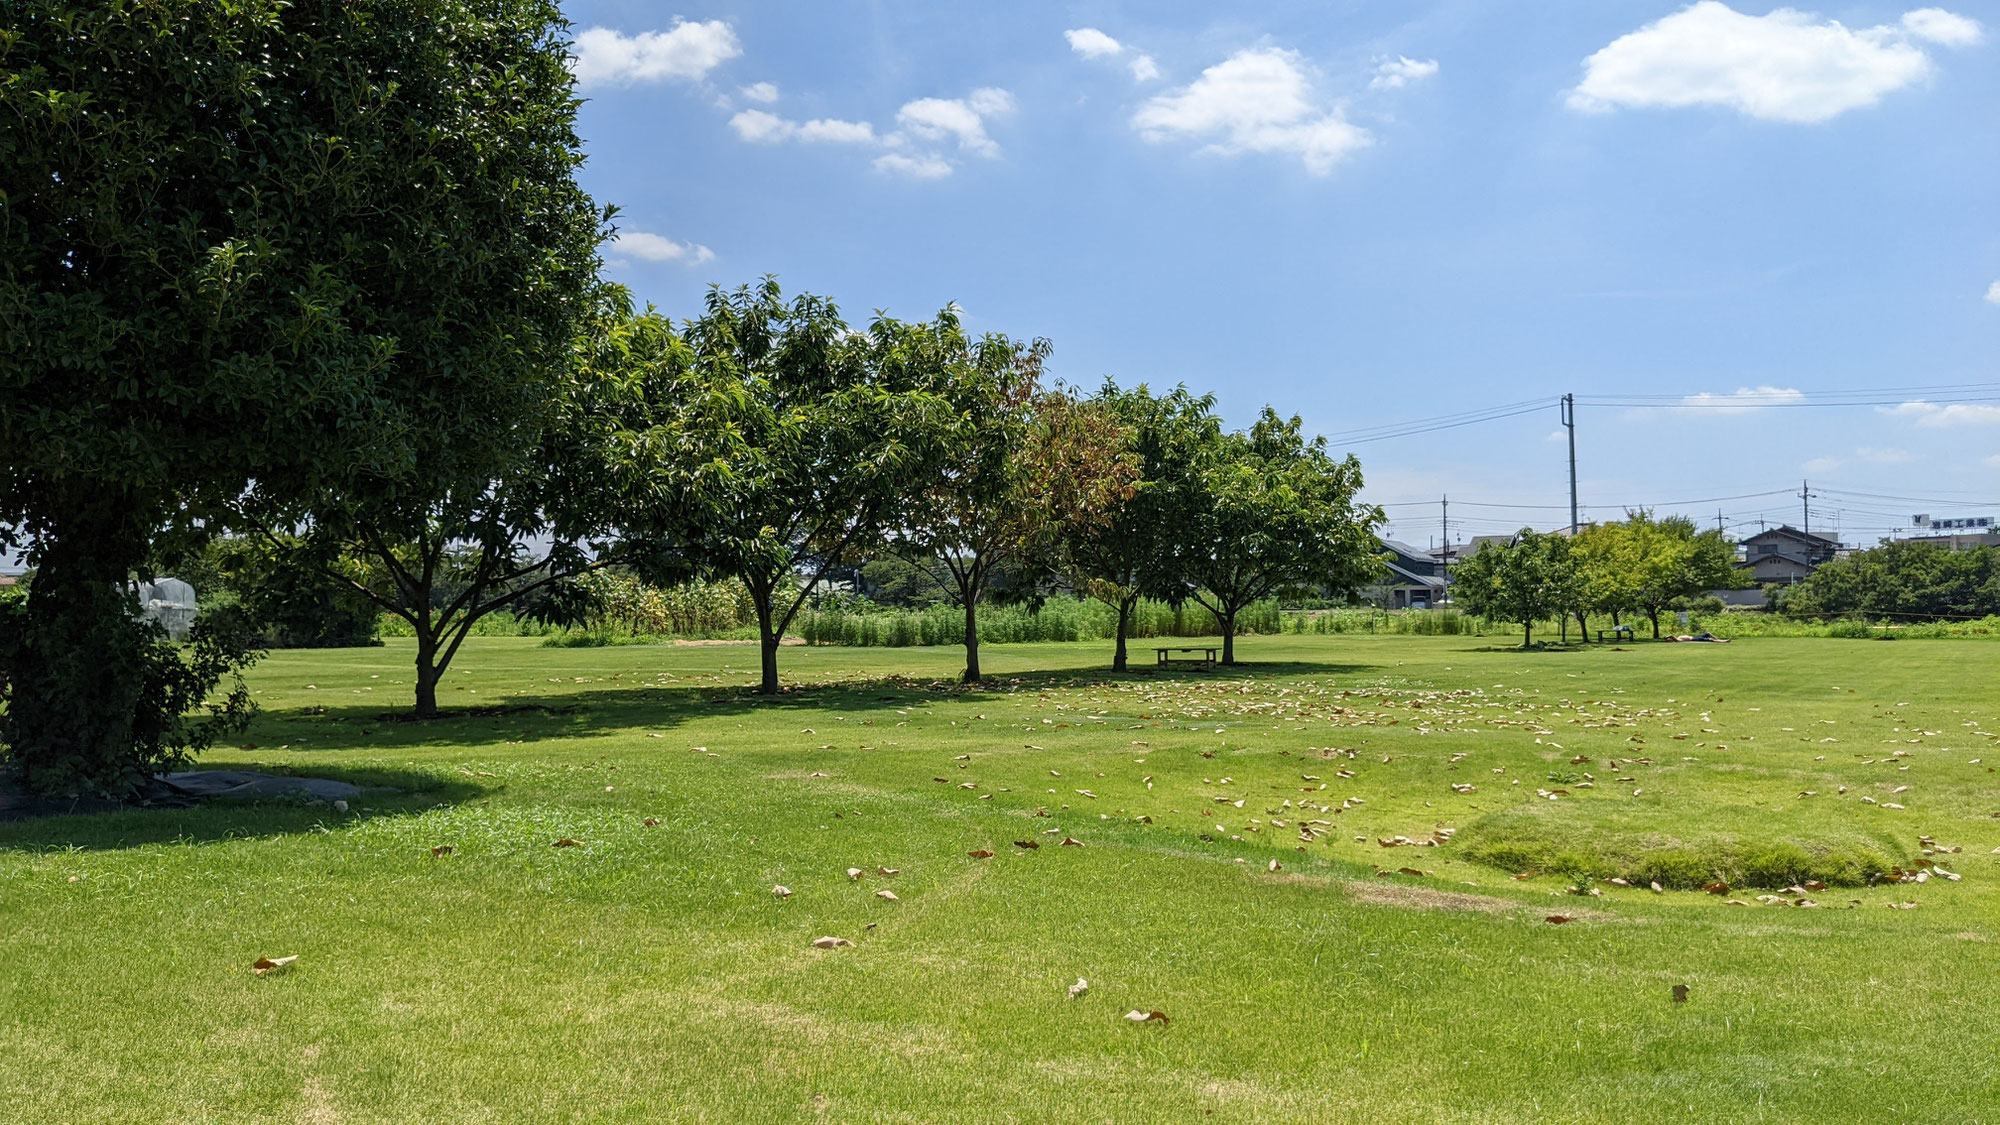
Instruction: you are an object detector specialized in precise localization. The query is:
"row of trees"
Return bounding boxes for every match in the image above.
[0,1,1384,794]
[1450,514,1740,646]
[1779,540,2000,622]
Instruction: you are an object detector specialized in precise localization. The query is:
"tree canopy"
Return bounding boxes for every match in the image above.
[0,0,602,790]
[1179,409,1383,664]
[1449,529,1581,648]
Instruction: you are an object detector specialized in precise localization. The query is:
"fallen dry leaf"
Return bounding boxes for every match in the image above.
[875,889,898,901]
[1014,840,1040,850]
[968,849,994,859]
[429,845,453,857]
[1068,978,1089,999]
[878,866,900,876]
[810,936,853,949]
[772,885,792,899]
[846,867,864,881]
[1672,984,1689,1003]
[642,818,660,827]
[1061,837,1083,847]
[1123,1009,1170,1025]
[252,955,298,975]
[553,838,581,848]
[1545,914,1574,924]
[1268,859,1282,872]
[1701,881,1729,895]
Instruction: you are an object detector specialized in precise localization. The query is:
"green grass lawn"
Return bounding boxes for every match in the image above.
[4,634,1998,1122]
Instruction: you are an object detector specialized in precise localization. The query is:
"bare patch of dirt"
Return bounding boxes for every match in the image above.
[1342,880,1523,914]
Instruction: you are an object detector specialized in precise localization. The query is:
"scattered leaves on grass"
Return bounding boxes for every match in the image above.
[1545,915,1574,924]
[1701,881,1729,895]
[846,867,864,880]
[429,846,453,857]
[1014,840,1040,850]
[253,955,298,975]
[810,936,853,949]
[1061,837,1083,847]
[773,885,792,899]
[643,818,660,827]
[1123,1010,1169,1025]
[1672,984,1689,1003]
[878,866,900,876]
[1068,978,1089,999]
[553,839,581,848]
[968,850,994,859]
[875,889,898,901]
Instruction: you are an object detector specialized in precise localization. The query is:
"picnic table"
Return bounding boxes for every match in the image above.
[1155,646,1218,669]
[1598,624,1635,642]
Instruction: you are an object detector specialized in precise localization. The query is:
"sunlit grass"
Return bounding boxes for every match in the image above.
[3,634,1996,1121]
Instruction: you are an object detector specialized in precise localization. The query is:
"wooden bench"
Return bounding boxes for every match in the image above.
[1155,646,1219,669]
[1598,625,1635,642]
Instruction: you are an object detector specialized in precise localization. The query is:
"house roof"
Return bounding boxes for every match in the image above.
[1379,558,1443,587]
[1741,525,1837,548]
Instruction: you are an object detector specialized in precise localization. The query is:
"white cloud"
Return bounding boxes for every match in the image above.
[1065,28,1124,59]
[1902,7,1984,45]
[1886,400,2000,426]
[740,82,779,104]
[1132,48,1372,175]
[874,152,954,179]
[896,90,1012,157]
[1804,455,1842,473]
[613,231,714,265]
[570,22,741,89]
[1568,3,1980,123]
[797,118,877,144]
[1855,446,1915,463]
[1985,280,2000,306]
[1130,54,1161,82]
[730,109,876,145]
[1983,454,2000,468]
[1371,56,1440,90]
[1676,385,1807,413]
[729,109,793,143]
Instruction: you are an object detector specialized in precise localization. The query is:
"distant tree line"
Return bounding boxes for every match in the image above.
[0,1,1384,793]
[1450,514,1741,646]
[1778,541,2000,622]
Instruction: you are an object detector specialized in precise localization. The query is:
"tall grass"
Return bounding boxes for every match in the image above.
[795,598,1282,648]
[1281,608,1487,636]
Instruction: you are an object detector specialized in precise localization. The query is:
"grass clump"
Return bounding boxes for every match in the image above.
[1457,808,1903,889]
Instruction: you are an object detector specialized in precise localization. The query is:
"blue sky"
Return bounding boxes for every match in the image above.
[562,1,1999,548]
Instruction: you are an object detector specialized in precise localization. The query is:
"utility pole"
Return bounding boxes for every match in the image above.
[1799,478,1813,534]
[1440,495,1450,602]
[1716,508,1724,533]
[1562,393,1578,534]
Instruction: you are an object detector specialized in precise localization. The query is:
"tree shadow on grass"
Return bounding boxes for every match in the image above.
[0,762,485,852]
[221,657,1390,752]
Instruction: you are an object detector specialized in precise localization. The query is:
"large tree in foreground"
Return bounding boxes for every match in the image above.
[887,321,1136,682]
[1064,383,1219,672]
[1179,410,1383,665]
[670,281,959,694]
[0,0,602,790]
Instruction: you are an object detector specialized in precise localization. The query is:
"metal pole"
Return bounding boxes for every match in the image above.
[1562,394,1579,534]
[1800,478,1809,534]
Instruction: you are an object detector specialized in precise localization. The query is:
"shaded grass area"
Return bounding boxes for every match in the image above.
[3,634,1998,1121]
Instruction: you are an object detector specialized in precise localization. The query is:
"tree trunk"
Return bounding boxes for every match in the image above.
[1576,611,1590,641]
[1112,594,1137,672]
[1648,608,1661,639]
[753,588,780,694]
[962,598,981,683]
[1522,620,1533,649]
[1220,609,1237,665]
[413,629,442,718]
[1559,616,1567,643]
[2,494,156,794]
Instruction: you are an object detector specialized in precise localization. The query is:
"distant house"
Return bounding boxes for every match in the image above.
[1370,539,1447,609]
[1736,526,1838,584]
